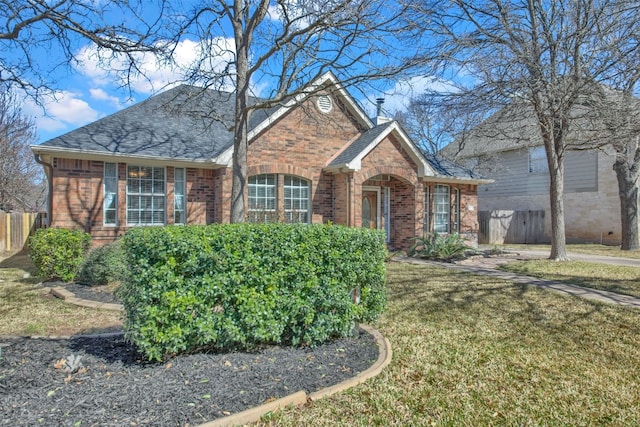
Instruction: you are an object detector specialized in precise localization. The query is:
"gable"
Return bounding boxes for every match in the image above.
[360,132,419,174]
[326,121,433,177]
[247,91,364,173]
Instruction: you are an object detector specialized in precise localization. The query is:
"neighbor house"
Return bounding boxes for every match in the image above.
[442,104,626,246]
[32,72,489,250]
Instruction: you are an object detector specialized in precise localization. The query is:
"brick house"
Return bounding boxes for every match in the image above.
[32,72,489,250]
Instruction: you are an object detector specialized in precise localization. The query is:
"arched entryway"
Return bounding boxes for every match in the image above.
[359,174,418,249]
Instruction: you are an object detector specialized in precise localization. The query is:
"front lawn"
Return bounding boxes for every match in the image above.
[2,253,639,425]
[0,252,122,336]
[258,261,640,426]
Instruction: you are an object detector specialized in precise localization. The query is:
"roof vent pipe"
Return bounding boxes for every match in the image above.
[376,97,385,117]
[375,97,392,126]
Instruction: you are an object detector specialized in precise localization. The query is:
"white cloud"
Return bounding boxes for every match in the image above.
[89,88,122,107]
[75,38,236,94]
[24,91,100,133]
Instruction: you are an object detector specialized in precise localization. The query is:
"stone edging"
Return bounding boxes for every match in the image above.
[196,324,393,427]
[50,286,124,311]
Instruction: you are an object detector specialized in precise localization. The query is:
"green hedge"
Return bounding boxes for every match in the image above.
[29,228,91,282]
[118,223,387,361]
[77,240,129,286]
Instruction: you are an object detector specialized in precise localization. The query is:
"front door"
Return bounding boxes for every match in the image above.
[362,190,378,229]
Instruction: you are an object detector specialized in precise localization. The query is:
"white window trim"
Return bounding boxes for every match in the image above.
[434,184,450,234]
[383,187,390,242]
[453,188,460,233]
[126,165,167,226]
[424,185,430,234]
[284,176,311,224]
[248,174,277,222]
[174,167,186,224]
[103,162,118,226]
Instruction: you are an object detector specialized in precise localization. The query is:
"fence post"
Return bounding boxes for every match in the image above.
[5,213,10,252]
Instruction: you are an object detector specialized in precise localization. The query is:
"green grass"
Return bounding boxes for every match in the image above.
[0,252,122,336]
[258,262,640,426]
[493,243,640,259]
[498,260,640,299]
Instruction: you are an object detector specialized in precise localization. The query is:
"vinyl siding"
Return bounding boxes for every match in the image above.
[479,148,597,197]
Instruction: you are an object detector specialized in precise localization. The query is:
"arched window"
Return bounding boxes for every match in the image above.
[248,174,310,223]
[284,176,310,223]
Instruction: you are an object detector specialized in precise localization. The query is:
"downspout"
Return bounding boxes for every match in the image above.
[34,153,53,226]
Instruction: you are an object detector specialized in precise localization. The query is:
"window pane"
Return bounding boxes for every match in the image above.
[529,146,548,173]
[127,166,166,225]
[248,174,277,223]
[434,185,450,233]
[283,175,310,224]
[104,163,118,226]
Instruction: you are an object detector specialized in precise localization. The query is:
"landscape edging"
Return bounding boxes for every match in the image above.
[196,324,392,427]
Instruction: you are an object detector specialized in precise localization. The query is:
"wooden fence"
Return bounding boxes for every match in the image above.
[0,212,47,253]
[478,210,545,244]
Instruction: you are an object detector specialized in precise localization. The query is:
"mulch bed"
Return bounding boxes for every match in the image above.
[1,282,379,426]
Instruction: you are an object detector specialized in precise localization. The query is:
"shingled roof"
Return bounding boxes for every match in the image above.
[328,121,396,168]
[422,152,487,181]
[33,85,275,164]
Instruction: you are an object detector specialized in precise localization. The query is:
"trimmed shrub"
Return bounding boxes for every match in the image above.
[409,232,468,261]
[77,240,128,286]
[118,223,387,361]
[29,228,91,282]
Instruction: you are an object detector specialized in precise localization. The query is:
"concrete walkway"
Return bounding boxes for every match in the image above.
[395,256,640,309]
[497,247,640,268]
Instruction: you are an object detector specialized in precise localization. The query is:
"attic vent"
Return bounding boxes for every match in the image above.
[317,95,333,113]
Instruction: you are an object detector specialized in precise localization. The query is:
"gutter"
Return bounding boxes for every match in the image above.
[33,153,52,226]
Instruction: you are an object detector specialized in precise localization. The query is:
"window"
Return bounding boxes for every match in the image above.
[248,174,277,222]
[434,184,450,233]
[248,174,311,223]
[453,188,460,233]
[104,163,117,225]
[529,146,548,173]
[423,186,430,234]
[174,168,186,224]
[127,166,165,225]
[284,176,309,223]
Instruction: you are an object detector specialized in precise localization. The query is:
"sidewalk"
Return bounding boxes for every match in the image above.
[395,256,640,309]
[497,248,640,268]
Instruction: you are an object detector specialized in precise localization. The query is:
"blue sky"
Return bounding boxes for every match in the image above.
[19,5,451,145]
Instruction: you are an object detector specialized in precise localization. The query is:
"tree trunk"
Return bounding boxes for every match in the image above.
[229,3,251,224]
[548,160,568,261]
[613,158,640,251]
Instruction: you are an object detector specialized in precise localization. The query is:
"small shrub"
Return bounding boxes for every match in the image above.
[29,228,91,282]
[118,223,387,361]
[409,232,468,261]
[77,240,128,286]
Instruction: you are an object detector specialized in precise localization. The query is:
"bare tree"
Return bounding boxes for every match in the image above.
[396,92,488,154]
[411,0,640,260]
[0,0,165,99]
[589,85,640,251]
[166,0,422,222]
[0,91,44,212]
